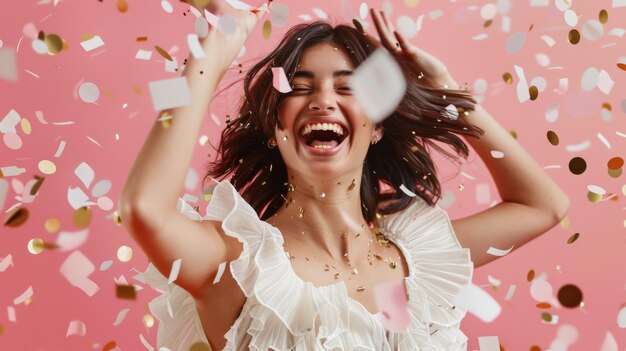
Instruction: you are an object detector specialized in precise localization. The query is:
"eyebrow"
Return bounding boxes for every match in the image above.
[293,70,353,79]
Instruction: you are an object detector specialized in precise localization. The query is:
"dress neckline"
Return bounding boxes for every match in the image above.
[261,220,414,319]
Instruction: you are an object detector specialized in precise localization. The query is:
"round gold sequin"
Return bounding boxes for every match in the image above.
[143,314,154,328]
[599,9,608,24]
[103,341,117,351]
[540,311,552,322]
[484,19,493,28]
[608,168,622,178]
[38,160,56,175]
[547,131,559,145]
[0,323,3,336]
[28,238,45,254]
[502,72,513,84]
[44,34,63,55]
[607,157,624,170]
[527,269,535,282]
[529,85,539,101]
[567,232,579,244]
[262,20,272,39]
[536,302,551,309]
[587,191,602,203]
[568,29,580,44]
[4,207,29,227]
[20,118,32,135]
[190,342,212,351]
[154,45,173,61]
[73,206,92,229]
[117,246,133,262]
[530,346,541,351]
[568,157,586,175]
[558,284,583,308]
[116,0,128,13]
[44,218,61,233]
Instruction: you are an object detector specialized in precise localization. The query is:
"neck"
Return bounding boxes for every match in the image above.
[269,171,376,263]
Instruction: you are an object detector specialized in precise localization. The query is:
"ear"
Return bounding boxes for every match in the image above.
[371,124,384,142]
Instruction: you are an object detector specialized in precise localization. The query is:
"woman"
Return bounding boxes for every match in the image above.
[119,1,570,350]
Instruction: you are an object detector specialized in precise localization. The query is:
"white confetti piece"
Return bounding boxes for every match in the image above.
[428,9,443,19]
[504,284,516,300]
[78,82,100,103]
[271,67,292,93]
[140,333,155,351]
[92,179,112,198]
[472,33,489,41]
[161,0,173,13]
[218,13,238,35]
[100,260,113,271]
[113,308,130,326]
[168,258,182,284]
[617,305,626,327]
[490,150,504,158]
[0,166,26,177]
[148,76,191,111]
[67,187,96,209]
[56,229,89,251]
[564,9,578,26]
[557,324,579,345]
[164,56,178,73]
[513,65,530,103]
[312,7,328,19]
[213,261,227,284]
[0,254,13,272]
[32,39,48,54]
[554,0,571,11]
[13,286,33,304]
[554,78,568,95]
[597,132,611,149]
[565,140,591,152]
[359,2,368,19]
[444,104,458,120]
[487,275,501,287]
[0,109,20,133]
[187,34,205,59]
[8,306,16,322]
[60,251,100,297]
[135,49,152,60]
[581,67,599,91]
[480,4,497,20]
[530,0,549,6]
[478,336,500,351]
[505,32,526,53]
[600,331,618,351]
[582,20,603,41]
[66,320,87,337]
[271,2,289,27]
[596,69,614,94]
[587,185,606,195]
[608,28,625,37]
[0,48,18,82]
[453,283,501,323]
[614,0,626,7]
[80,35,105,52]
[542,314,559,324]
[399,184,417,197]
[351,48,406,122]
[541,35,556,47]
[223,0,253,10]
[535,53,550,67]
[74,162,95,188]
[486,245,513,256]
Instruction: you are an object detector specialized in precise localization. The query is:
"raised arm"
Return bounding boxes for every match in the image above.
[369,9,570,268]
[118,0,264,298]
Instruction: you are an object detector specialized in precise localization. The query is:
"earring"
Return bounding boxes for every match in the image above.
[370,134,380,145]
[267,138,277,149]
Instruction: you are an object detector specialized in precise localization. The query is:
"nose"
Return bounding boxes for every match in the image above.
[308,87,337,111]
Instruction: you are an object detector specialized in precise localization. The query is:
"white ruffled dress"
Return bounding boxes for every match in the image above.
[140,180,473,351]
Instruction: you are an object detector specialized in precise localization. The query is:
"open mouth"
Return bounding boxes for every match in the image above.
[299,122,348,149]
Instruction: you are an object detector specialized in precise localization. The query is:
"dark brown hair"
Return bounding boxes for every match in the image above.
[205,21,484,222]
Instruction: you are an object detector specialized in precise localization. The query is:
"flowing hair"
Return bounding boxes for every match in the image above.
[205,21,484,222]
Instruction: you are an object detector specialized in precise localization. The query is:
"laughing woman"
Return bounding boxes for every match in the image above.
[119,1,570,350]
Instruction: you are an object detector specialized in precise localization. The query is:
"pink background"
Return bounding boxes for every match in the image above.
[1,0,625,350]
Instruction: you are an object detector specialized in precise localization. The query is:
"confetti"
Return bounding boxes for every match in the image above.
[0,48,18,82]
[213,261,227,284]
[66,320,87,337]
[350,48,406,122]
[60,251,99,297]
[452,283,501,322]
[148,76,192,111]
[271,67,292,93]
[271,2,289,27]
[373,280,410,333]
[557,284,583,308]
[486,245,513,256]
[79,35,104,52]
[600,331,618,351]
[478,336,500,351]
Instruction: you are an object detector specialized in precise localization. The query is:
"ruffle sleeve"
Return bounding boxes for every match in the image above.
[380,196,474,350]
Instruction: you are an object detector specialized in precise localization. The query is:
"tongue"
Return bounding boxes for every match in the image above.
[310,140,338,148]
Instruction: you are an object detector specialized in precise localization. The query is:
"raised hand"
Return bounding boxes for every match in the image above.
[368,8,457,87]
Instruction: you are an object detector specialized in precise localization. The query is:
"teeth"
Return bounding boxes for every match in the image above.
[314,144,333,149]
[301,123,345,136]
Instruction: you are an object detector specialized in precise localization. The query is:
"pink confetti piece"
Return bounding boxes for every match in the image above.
[271,67,292,93]
[0,254,13,272]
[600,331,618,351]
[0,48,18,82]
[148,76,192,111]
[7,306,16,322]
[56,229,90,251]
[452,283,501,323]
[60,251,100,297]
[13,286,33,305]
[373,280,411,333]
[66,320,87,337]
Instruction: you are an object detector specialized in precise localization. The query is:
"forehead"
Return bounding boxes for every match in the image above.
[297,42,355,72]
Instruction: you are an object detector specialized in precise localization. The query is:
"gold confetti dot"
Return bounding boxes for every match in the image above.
[28,238,45,254]
[483,19,493,28]
[389,262,397,269]
[116,0,128,13]
[502,72,513,84]
[356,286,365,292]
[599,9,608,24]
[557,284,583,308]
[117,246,133,262]
[20,118,32,134]
[190,342,212,351]
[44,218,61,233]
[607,157,624,170]
[587,191,602,203]
[4,207,29,227]
[618,63,626,71]
[38,160,56,175]
[568,29,580,44]
[530,346,541,351]
[567,232,579,244]
[527,269,535,282]
[116,284,136,300]
[529,85,539,101]
[199,135,209,145]
[547,131,559,145]
[143,314,154,328]
[0,323,3,336]
[44,34,63,55]
[262,20,272,39]
[568,157,586,175]
[404,0,419,7]
[112,211,123,225]
[73,206,92,229]
[540,311,552,322]
[622,184,626,196]
[560,215,570,229]
[608,168,622,178]
[154,45,173,62]
[190,0,211,8]
[103,341,117,351]
[602,102,612,111]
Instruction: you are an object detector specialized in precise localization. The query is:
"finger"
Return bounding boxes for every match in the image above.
[393,30,415,56]
[370,8,396,50]
[381,11,395,33]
